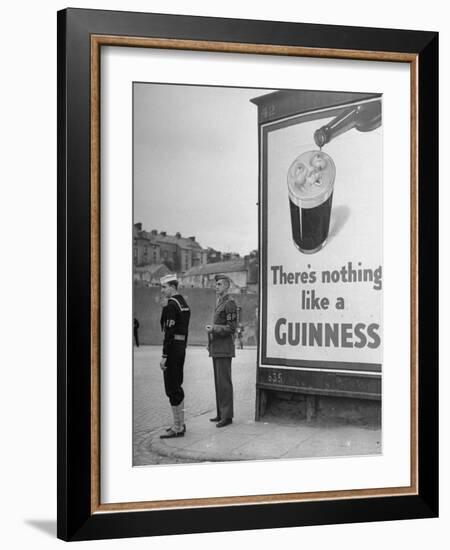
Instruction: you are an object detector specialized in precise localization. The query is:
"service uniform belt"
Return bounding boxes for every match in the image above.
[173,334,186,341]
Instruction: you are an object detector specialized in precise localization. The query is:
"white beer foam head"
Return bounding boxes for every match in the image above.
[287,150,335,206]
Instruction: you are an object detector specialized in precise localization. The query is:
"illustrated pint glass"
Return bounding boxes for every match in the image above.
[287,150,336,254]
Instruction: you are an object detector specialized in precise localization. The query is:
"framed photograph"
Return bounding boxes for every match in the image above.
[57,8,438,541]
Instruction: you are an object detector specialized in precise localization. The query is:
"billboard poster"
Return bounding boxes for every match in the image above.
[259,93,383,373]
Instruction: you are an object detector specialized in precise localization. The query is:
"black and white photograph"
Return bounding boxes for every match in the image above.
[132,83,383,467]
[1,0,443,547]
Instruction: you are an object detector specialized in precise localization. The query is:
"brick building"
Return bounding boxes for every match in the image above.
[133,223,207,273]
[133,224,161,266]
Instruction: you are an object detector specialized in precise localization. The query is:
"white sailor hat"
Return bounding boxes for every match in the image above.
[160,273,177,285]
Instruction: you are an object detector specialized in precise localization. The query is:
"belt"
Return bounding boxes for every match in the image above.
[173,334,186,341]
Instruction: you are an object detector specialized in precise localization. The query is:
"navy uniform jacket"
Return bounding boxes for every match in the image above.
[208,294,238,358]
[162,295,191,358]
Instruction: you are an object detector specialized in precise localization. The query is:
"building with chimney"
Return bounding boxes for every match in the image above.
[133,223,161,266]
[133,223,207,274]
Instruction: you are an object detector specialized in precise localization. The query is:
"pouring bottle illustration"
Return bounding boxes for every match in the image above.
[287,101,381,254]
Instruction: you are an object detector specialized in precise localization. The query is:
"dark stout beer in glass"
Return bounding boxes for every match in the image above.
[287,150,335,254]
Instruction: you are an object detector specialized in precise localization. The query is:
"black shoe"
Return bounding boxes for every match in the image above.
[166,424,186,433]
[209,416,220,422]
[160,429,185,439]
[216,418,232,428]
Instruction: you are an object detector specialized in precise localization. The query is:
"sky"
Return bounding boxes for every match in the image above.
[133,83,271,255]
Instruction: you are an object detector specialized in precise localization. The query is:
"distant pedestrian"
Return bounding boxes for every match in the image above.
[205,274,237,428]
[133,317,140,347]
[159,274,191,439]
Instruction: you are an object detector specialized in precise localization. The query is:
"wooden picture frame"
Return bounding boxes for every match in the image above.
[57,8,438,541]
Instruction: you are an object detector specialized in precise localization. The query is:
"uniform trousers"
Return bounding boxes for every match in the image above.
[163,345,185,406]
[212,357,233,419]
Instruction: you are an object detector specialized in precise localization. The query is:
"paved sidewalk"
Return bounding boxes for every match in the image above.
[142,412,381,464]
[133,347,381,465]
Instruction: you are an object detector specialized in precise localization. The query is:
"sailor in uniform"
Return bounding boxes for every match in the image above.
[205,274,238,428]
[158,274,191,438]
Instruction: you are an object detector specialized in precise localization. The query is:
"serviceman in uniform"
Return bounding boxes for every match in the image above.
[159,274,191,439]
[133,317,140,347]
[205,274,238,428]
